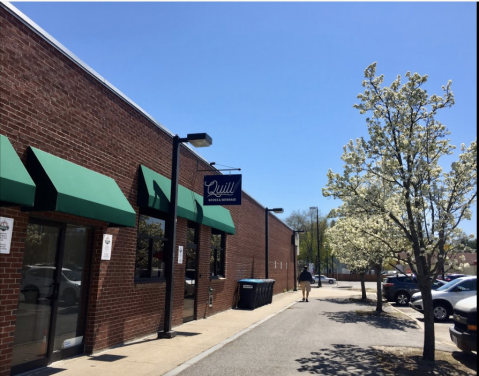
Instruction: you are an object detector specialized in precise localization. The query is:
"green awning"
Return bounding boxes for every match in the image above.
[0,135,36,206]
[194,193,235,235]
[26,147,136,227]
[138,165,199,222]
[138,165,235,234]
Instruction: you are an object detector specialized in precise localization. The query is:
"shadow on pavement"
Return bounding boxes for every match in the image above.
[322,310,418,331]
[296,344,474,375]
[323,298,379,306]
[27,368,66,376]
[89,354,127,362]
[452,351,477,371]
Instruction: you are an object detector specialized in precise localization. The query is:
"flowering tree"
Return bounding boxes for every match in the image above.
[323,63,477,362]
[328,203,405,310]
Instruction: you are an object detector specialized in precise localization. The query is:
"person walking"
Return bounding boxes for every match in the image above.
[298,266,314,302]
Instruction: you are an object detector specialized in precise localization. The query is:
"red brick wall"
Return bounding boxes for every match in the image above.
[0,6,294,375]
[0,207,29,376]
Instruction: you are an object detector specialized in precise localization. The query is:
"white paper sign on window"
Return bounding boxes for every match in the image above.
[101,234,113,260]
[178,246,184,264]
[0,217,14,254]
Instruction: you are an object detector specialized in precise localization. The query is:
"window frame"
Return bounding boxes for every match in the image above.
[135,211,167,283]
[210,228,225,279]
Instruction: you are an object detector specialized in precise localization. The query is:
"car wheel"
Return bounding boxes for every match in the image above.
[395,292,410,306]
[63,290,76,306]
[433,302,449,322]
[23,286,39,304]
[328,280,334,284]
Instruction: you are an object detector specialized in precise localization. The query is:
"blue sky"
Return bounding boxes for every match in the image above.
[11,2,477,236]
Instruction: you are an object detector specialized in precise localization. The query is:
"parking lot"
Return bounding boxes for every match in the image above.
[324,281,462,352]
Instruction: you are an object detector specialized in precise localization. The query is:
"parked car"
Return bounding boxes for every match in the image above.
[409,276,477,321]
[20,265,81,306]
[443,274,467,282]
[449,296,477,352]
[431,279,448,290]
[382,274,447,306]
[312,275,337,284]
[382,274,419,306]
[381,270,398,276]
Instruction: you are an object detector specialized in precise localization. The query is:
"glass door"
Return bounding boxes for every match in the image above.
[51,225,90,361]
[11,222,62,373]
[12,220,91,375]
[183,222,198,323]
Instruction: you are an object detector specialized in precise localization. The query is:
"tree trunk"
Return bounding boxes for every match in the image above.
[375,265,383,312]
[360,273,367,300]
[419,280,436,362]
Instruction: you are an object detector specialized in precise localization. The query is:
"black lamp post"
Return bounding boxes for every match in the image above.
[159,133,212,339]
[265,207,283,279]
[310,206,321,287]
[292,230,304,291]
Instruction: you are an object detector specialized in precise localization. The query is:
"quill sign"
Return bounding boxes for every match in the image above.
[203,174,242,205]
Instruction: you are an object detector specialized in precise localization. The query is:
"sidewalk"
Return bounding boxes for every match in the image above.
[26,287,378,376]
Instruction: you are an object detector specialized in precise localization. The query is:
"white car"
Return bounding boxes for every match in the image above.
[313,275,337,285]
[20,265,82,306]
[409,276,477,321]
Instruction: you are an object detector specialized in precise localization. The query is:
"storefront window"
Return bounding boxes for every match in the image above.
[210,229,225,278]
[135,214,166,280]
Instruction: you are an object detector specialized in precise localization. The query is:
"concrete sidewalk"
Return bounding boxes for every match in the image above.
[25,287,376,376]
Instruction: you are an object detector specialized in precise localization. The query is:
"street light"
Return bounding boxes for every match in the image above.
[265,207,283,279]
[292,230,304,291]
[309,206,321,287]
[159,133,212,339]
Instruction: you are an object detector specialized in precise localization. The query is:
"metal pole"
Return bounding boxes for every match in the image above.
[292,230,303,291]
[316,208,322,287]
[326,245,329,277]
[310,211,314,264]
[265,208,269,279]
[293,242,297,291]
[159,135,183,339]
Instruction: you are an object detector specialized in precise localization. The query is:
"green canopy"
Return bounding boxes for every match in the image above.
[0,135,36,206]
[138,165,199,222]
[27,147,136,227]
[138,165,235,234]
[194,193,235,234]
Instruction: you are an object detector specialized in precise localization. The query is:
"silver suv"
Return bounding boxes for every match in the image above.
[410,276,477,321]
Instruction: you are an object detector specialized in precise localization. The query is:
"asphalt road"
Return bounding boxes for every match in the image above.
[175,290,453,376]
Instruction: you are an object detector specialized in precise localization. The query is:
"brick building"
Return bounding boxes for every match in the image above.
[0,3,297,375]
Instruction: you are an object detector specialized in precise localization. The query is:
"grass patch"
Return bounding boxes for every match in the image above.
[374,346,476,375]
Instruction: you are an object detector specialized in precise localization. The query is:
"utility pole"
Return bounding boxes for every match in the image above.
[310,206,321,287]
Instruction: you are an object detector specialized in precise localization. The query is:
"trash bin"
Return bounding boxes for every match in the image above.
[237,279,264,309]
[261,279,275,304]
[257,281,268,307]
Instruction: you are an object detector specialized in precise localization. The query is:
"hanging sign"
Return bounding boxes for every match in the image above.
[0,217,14,254]
[203,174,242,205]
[178,246,184,264]
[101,234,113,260]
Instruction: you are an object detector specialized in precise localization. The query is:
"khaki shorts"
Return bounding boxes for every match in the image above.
[300,281,311,293]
